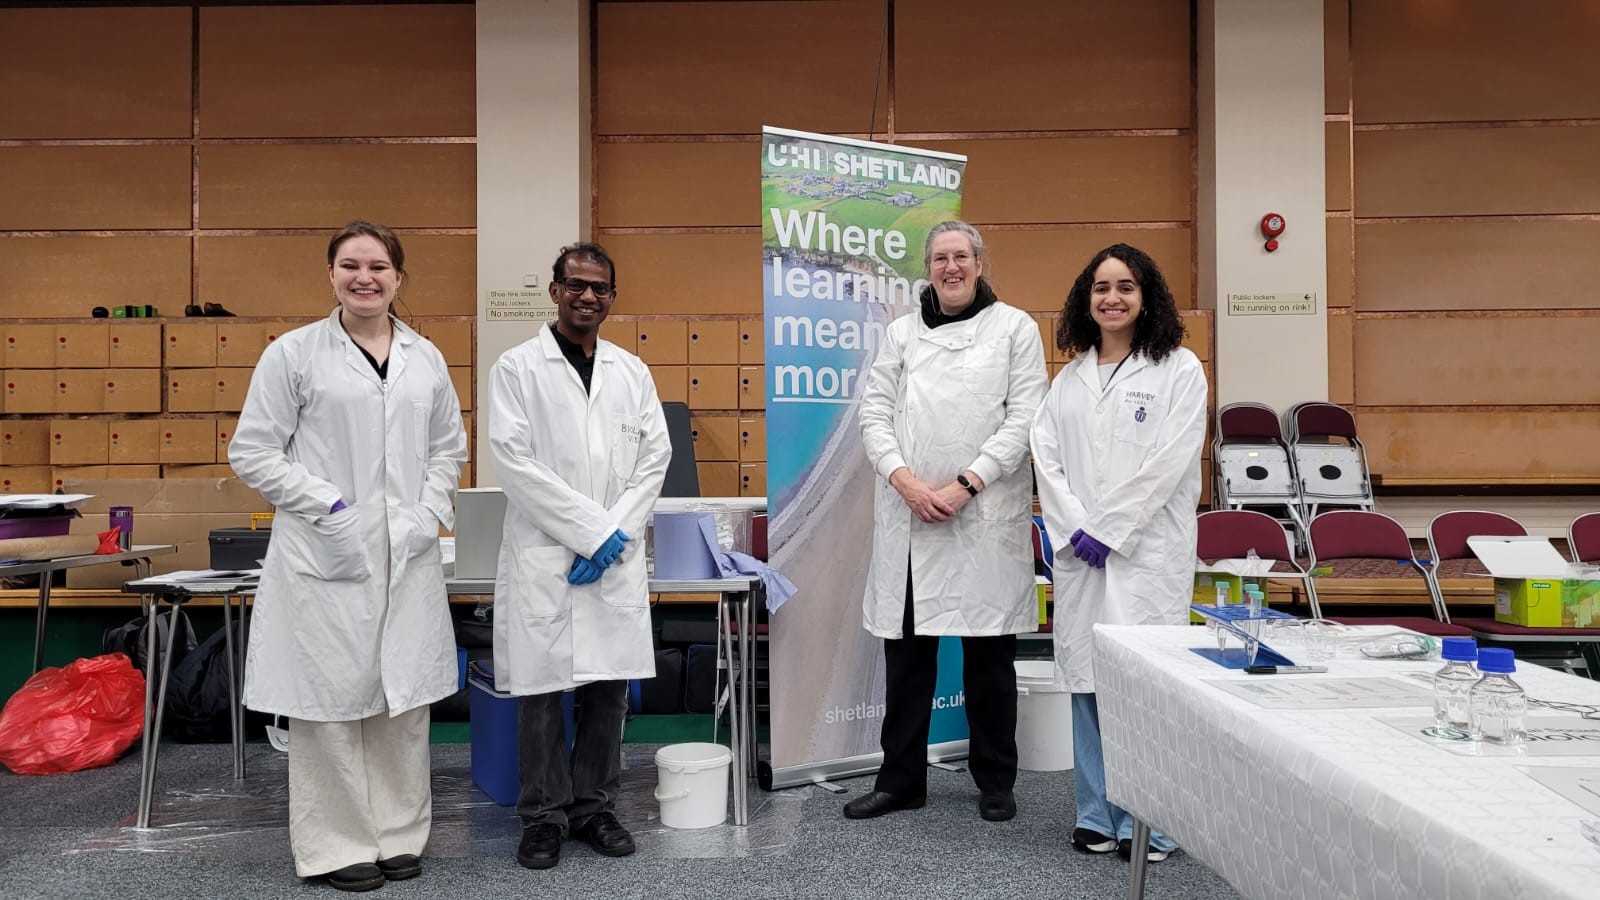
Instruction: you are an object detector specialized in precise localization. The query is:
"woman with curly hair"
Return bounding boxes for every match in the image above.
[1030,243,1208,864]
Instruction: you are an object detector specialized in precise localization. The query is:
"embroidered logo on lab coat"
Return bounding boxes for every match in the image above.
[1134,405,1147,423]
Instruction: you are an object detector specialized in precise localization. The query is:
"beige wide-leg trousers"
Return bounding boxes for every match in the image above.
[287,706,432,877]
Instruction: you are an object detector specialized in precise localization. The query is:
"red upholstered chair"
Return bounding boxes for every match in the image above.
[1303,510,1470,636]
[1427,510,1600,679]
[1195,508,1308,585]
[1568,512,1600,564]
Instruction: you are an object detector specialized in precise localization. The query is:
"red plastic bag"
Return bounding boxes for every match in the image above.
[0,653,146,775]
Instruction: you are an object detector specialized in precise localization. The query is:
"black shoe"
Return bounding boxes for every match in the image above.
[184,304,204,317]
[1116,838,1172,863]
[323,863,385,892]
[516,823,562,870]
[572,811,635,857]
[1072,827,1118,855]
[376,854,420,881]
[978,789,1016,822]
[203,302,236,317]
[842,790,926,820]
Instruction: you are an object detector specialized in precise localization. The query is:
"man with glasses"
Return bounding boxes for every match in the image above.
[488,242,671,871]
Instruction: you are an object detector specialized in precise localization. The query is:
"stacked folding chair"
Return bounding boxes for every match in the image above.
[1286,401,1374,522]
[1211,401,1305,552]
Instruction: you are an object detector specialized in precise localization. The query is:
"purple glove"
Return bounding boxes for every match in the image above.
[1072,530,1110,569]
[329,499,348,515]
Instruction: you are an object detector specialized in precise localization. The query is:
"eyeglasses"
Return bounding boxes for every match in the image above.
[558,277,614,299]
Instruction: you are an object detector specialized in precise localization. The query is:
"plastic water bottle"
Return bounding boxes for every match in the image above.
[1431,637,1478,732]
[1470,647,1526,744]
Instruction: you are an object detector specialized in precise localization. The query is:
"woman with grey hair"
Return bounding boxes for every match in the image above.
[851,220,1049,822]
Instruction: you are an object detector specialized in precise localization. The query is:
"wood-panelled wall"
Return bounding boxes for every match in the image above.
[593,0,1207,497]
[0,3,478,489]
[1327,1,1600,481]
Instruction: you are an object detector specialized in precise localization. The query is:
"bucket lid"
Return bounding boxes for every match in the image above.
[655,742,733,772]
[1014,659,1060,686]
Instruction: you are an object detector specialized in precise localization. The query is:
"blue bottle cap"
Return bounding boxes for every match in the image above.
[1440,637,1477,662]
[1476,647,1516,674]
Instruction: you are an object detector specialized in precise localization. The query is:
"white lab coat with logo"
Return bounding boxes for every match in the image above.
[859,302,1048,637]
[230,309,467,720]
[1031,346,1208,693]
[489,325,671,696]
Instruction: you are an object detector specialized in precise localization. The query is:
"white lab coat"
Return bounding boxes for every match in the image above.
[1031,346,1208,692]
[488,325,671,696]
[858,301,1048,637]
[231,309,467,720]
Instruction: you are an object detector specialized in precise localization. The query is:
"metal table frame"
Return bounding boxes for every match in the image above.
[447,574,764,825]
[121,576,255,828]
[3,544,177,673]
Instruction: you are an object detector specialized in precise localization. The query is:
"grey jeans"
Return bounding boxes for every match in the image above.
[515,679,630,830]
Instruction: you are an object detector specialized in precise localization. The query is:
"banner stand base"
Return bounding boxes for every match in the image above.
[760,739,970,791]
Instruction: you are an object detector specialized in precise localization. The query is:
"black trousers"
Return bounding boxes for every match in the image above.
[515,679,629,831]
[873,576,1019,797]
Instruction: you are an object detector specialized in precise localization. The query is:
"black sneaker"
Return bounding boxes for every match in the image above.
[376,853,421,880]
[572,811,635,857]
[1116,837,1172,863]
[1071,827,1118,855]
[322,862,384,892]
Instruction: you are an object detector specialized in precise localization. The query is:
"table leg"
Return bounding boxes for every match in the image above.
[137,600,184,828]
[739,589,756,792]
[32,577,53,673]
[719,591,746,826]
[136,598,158,828]
[222,592,243,779]
[1127,818,1151,900]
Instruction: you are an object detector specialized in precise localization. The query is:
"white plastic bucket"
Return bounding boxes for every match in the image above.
[1014,660,1074,771]
[653,742,732,829]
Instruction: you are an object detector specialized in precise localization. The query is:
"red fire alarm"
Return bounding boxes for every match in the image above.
[1260,212,1286,252]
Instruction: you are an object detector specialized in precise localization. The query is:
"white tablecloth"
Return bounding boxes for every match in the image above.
[1093,625,1600,900]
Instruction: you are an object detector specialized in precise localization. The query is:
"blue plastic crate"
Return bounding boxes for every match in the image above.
[466,660,574,806]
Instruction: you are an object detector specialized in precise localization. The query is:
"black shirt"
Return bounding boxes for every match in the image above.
[550,324,595,394]
[355,342,388,381]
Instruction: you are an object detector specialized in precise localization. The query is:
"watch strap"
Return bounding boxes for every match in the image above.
[956,474,979,497]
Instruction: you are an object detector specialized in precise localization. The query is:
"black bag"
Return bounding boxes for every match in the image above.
[102,608,196,677]
[684,643,718,713]
[164,618,269,743]
[635,647,685,714]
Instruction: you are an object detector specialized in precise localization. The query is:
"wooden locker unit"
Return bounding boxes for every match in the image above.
[55,369,106,413]
[216,416,239,463]
[687,319,739,365]
[103,368,163,413]
[738,417,766,462]
[0,467,52,493]
[159,418,218,464]
[215,323,266,367]
[108,324,163,367]
[738,318,763,364]
[604,319,637,355]
[737,366,763,410]
[4,324,56,368]
[4,370,56,413]
[167,368,218,413]
[165,322,218,367]
[688,413,739,462]
[417,320,473,366]
[49,419,110,465]
[651,365,688,405]
[687,366,738,410]
[696,461,739,498]
[54,324,110,367]
[739,462,767,498]
[0,420,50,465]
[448,366,473,411]
[109,419,161,465]
[636,319,688,365]
[214,367,253,413]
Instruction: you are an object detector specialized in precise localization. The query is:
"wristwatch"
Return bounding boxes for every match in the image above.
[956,474,979,497]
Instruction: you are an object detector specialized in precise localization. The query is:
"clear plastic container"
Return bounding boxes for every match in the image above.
[1431,637,1478,731]
[1470,647,1526,744]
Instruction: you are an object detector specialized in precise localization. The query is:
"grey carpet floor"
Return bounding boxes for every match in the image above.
[0,743,1240,899]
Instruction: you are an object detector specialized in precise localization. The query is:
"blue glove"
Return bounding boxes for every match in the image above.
[329,499,348,515]
[567,555,604,585]
[1072,530,1110,569]
[593,530,630,569]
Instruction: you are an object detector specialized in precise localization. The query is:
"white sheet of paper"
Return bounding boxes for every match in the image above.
[1522,767,1600,817]
[1380,715,1600,757]
[1206,676,1434,709]
[0,493,93,510]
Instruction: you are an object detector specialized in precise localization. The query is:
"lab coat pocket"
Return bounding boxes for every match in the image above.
[960,342,1008,397]
[610,414,645,481]
[1113,394,1165,450]
[302,506,369,581]
[401,503,439,559]
[599,546,649,609]
[517,545,574,619]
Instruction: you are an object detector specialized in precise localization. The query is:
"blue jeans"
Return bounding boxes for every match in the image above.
[1071,692,1176,852]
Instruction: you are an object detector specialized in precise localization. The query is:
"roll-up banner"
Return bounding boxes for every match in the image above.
[760,126,969,788]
